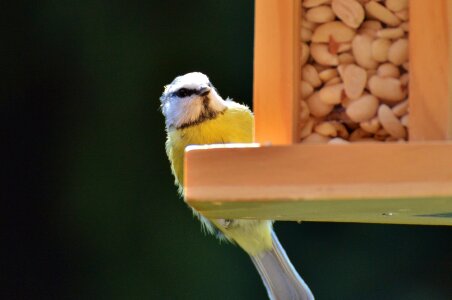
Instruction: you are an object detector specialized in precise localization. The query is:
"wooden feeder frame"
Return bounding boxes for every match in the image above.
[184,0,452,226]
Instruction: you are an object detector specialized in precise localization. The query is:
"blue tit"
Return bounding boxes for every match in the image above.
[160,72,314,300]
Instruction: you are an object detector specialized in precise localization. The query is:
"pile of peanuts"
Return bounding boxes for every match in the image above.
[299,0,409,144]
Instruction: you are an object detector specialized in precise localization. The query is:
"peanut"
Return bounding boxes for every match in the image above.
[302,20,317,31]
[337,64,347,78]
[319,83,344,104]
[337,42,352,53]
[349,128,372,141]
[306,92,335,117]
[400,73,409,87]
[361,20,383,31]
[374,128,389,141]
[378,104,406,138]
[392,100,409,117]
[331,121,350,139]
[301,42,310,67]
[324,76,342,86]
[365,1,401,27]
[385,0,409,13]
[377,63,400,78]
[371,38,391,62]
[338,52,356,64]
[328,137,350,144]
[312,21,356,43]
[331,0,365,29]
[400,114,409,127]
[400,22,409,32]
[395,10,409,22]
[315,121,338,137]
[341,95,357,108]
[302,64,323,88]
[388,38,409,66]
[368,75,406,102]
[319,68,339,82]
[376,27,404,39]
[352,34,379,69]
[306,6,336,23]
[300,80,314,99]
[300,117,315,139]
[299,100,311,125]
[311,43,339,66]
[342,63,367,99]
[302,133,331,144]
[360,117,380,133]
[313,63,329,72]
[358,27,378,38]
[303,0,332,9]
[301,27,313,42]
[346,94,379,122]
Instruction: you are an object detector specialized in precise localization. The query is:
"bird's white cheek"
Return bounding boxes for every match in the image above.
[179,98,203,124]
[164,97,203,128]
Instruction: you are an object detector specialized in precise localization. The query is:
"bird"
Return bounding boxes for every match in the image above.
[160,72,315,300]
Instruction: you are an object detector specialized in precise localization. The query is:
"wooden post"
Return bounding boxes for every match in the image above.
[409,0,452,140]
[253,0,300,145]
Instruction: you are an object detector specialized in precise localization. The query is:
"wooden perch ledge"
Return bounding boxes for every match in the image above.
[184,142,452,226]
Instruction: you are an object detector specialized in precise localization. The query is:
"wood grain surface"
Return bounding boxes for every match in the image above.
[410,0,451,140]
[254,0,300,144]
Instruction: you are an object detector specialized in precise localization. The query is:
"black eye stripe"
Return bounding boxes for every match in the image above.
[173,88,196,98]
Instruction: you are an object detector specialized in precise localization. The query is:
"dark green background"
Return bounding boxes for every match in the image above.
[2,1,451,299]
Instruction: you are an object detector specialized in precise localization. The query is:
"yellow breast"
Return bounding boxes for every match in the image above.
[166,102,254,187]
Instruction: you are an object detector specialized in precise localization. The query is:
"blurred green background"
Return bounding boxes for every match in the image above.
[2,1,451,299]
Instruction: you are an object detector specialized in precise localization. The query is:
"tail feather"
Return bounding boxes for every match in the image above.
[250,231,314,300]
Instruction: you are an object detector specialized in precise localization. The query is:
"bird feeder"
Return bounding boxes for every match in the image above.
[184,0,452,225]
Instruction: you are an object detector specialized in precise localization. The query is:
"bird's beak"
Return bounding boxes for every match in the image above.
[198,86,211,97]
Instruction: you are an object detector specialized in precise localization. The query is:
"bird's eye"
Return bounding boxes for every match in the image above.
[175,88,190,98]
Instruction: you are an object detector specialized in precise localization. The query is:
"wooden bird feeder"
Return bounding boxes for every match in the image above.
[184,0,452,225]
